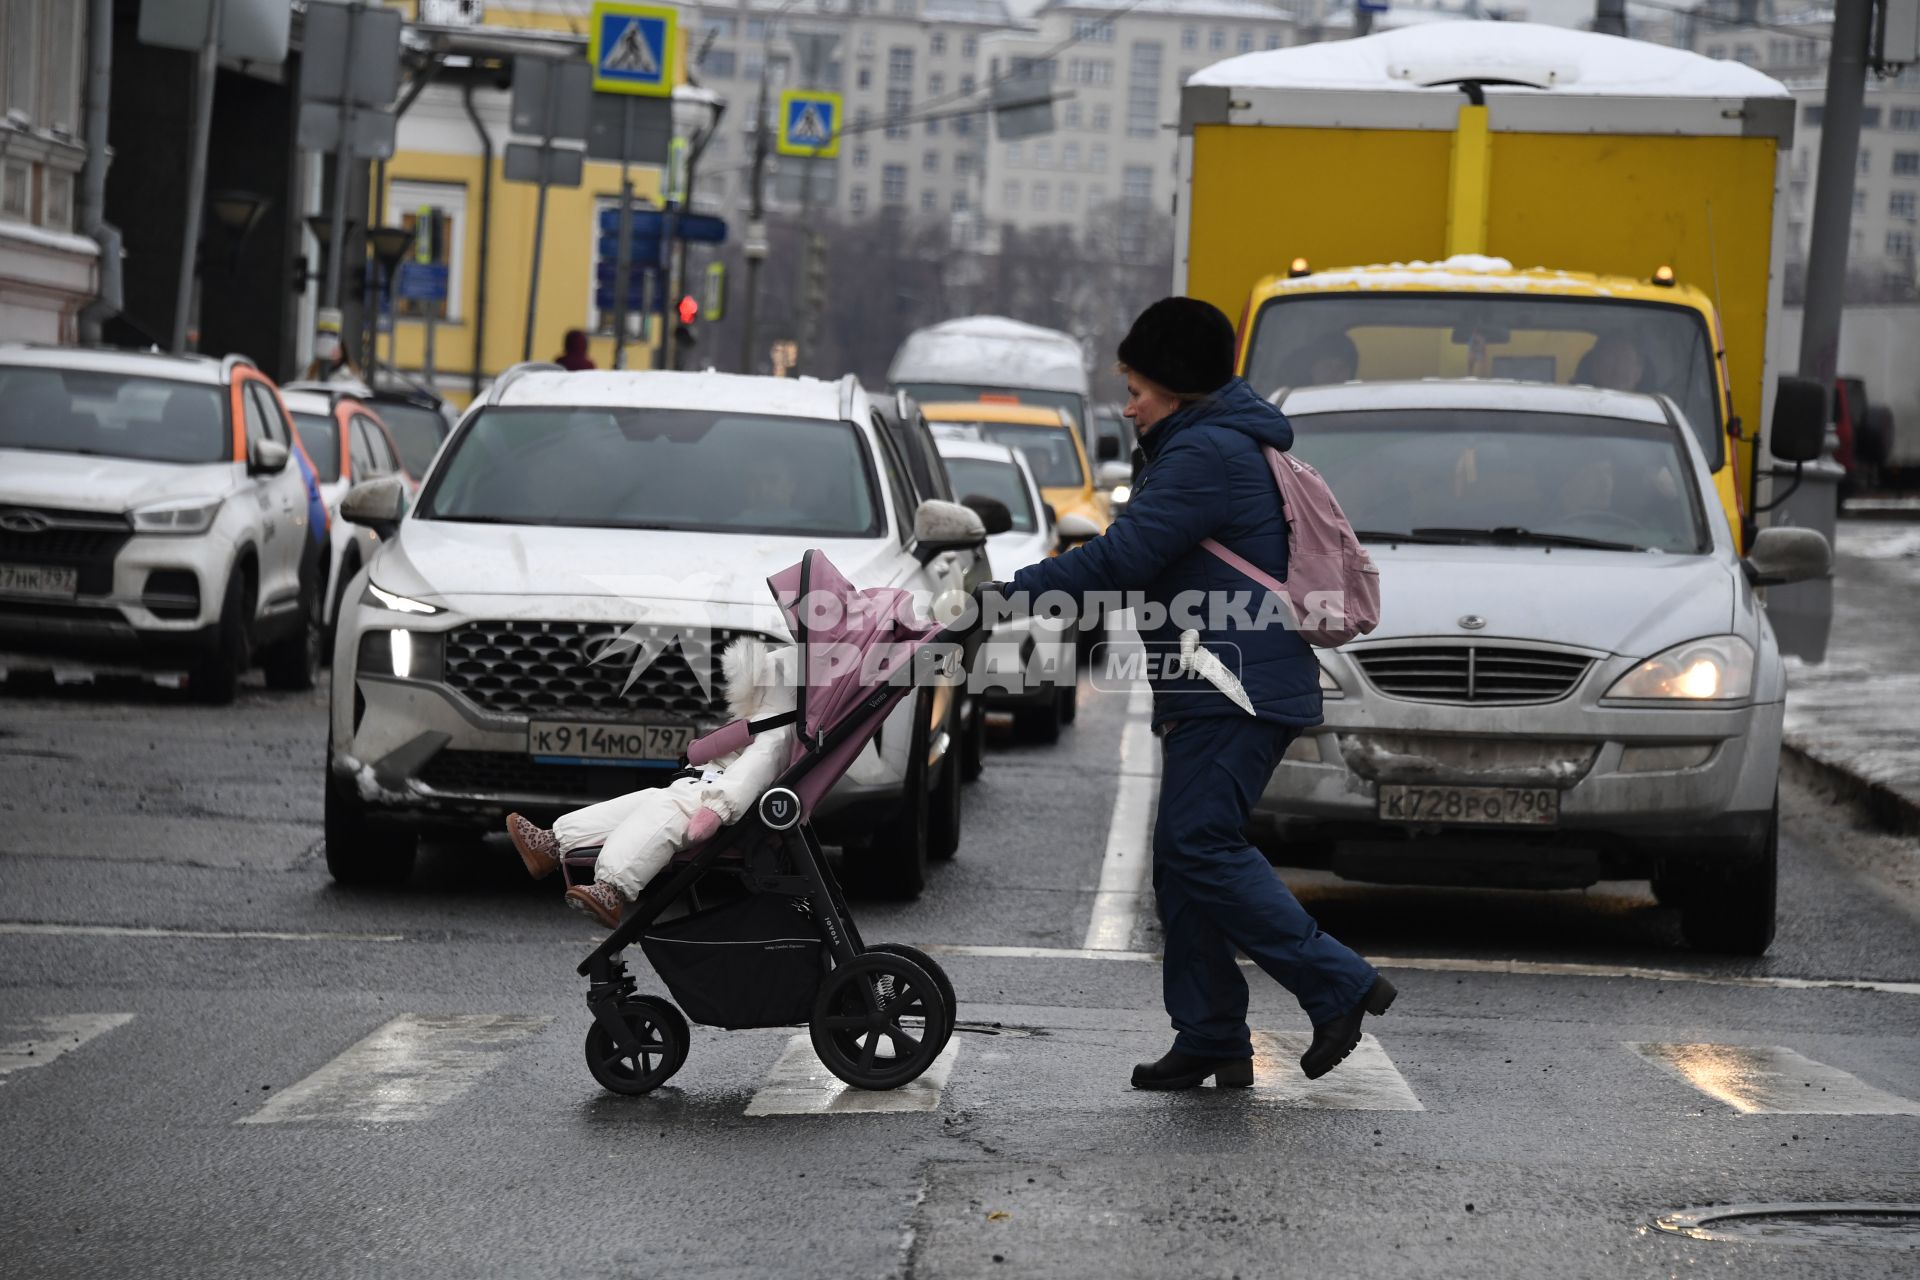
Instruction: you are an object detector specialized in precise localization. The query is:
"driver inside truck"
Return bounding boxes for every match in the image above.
[1280,333,1359,387]
[1573,334,1651,394]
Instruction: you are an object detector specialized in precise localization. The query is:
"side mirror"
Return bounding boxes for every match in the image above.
[1744,525,1831,588]
[249,437,289,474]
[912,497,987,563]
[1056,512,1102,544]
[1769,375,1827,464]
[1096,434,1121,462]
[340,474,410,540]
[960,494,1014,537]
[1096,459,1132,489]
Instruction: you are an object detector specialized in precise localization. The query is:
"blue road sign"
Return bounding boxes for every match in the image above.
[394,262,448,303]
[778,90,841,158]
[595,208,726,244]
[590,3,675,97]
[594,275,665,313]
[674,213,727,244]
[596,234,665,261]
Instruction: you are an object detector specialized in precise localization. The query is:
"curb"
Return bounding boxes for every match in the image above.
[1781,741,1920,837]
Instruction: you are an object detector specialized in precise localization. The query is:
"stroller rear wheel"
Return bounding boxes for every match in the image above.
[865,943,957,1056]
[585,996,690,1095]
[810,952,952,1091]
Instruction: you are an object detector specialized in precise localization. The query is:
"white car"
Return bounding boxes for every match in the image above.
[281,388,411,634]
[0,345,323,702]
[935,438,1076,742]
[1258,380,1830,955]
[326,367,996,897]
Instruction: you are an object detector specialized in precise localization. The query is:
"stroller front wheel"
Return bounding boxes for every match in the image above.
[810,952,953,1091]
[585,996,690,1095]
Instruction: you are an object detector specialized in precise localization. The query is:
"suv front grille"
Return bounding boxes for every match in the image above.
[0,507,134,596]
[442,620,746,718]
[1353,644,1592,705]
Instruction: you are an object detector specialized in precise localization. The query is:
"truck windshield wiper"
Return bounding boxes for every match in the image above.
[1352,529,1478,545]
[1412,526,1647,552]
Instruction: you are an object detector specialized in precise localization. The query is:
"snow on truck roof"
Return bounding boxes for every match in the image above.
[1190,21,1790,99]
[888,316,1089,396]
[495,370,857,421]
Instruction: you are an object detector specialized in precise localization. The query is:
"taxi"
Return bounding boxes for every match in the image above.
[919,400,1109,549]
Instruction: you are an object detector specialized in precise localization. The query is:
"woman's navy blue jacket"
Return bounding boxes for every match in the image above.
[1006,377,1322,731]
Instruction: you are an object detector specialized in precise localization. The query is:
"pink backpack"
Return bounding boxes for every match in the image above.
[1201,447,1381,648]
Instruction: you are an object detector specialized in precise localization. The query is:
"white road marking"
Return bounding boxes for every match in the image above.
[0,1013,134,1083]
[0,922,406,943]
[920,944,1920,997]
[240,1014,549,1124]
[1246,1031,1424,1110]
[744,1034,959,1116]
[1083,704,1159,952]
[1629,1043,1920,1116]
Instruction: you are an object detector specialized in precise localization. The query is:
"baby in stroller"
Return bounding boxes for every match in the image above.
[507,635,798,927]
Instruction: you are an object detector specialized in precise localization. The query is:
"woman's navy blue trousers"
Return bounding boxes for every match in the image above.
[1153,715,1378,1059]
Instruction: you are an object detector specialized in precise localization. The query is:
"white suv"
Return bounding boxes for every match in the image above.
[326,367,996,896]
[0,346,323,702]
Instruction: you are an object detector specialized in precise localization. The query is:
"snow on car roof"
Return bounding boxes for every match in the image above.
[278,389,339,416]
[1278,379,1671,423]
[495,369,857,420]
[0,345,229,384]
[889,316,1089,394]
[934,438,1024,465]
[1190,21,1790,99]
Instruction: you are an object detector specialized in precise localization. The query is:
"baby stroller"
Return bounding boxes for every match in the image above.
[571,550,969,1096]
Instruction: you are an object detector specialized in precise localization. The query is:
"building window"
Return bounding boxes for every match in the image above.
[1895,151,1920,175]
[851,185,867,214]
[962,35,976,58]
[1855,189,1868,213]
[390,179,466,322]
[955,152,974,175]
[1267,32,1282,50]
[1,159,28,220]
[860,29,875,52]
[703,15,737,37]
[1209,28,1224,52]
[1889,229,1915,257]
[893,0,916,14]
[882,163,908,205]
[1804,103,1824,127]
[924,151,940,173]
[1008,142,1023,166]
[886,86,911,137]
[1181,26,1197,50]
[1061,182,1077,212]
[1073,19,1115,43]
[1862,106,1883,128]
[926,114,941,135]
[1064,101,1082,129]
[1894,107,1920,131]
[1088,182,1106,205]
[858,67,872,89]
[931,32,946,55]
[42,168,72,232]
[1891,191,1917,218]
[1035,142,1052,167]
[854,143,870,170]
[1089,142,1108,171]
[920,188,937,211]
[954,113,972,136]
[705,49,737,78]
[889,46,915,81]
[930,73,945,95]
[1862,149,1873,174]
[952,190,970,213]
[1127,42,1164,138]
[1092,104,1111,131]
[1733,43,1759,65]
[1122,164,1152,203]
[1237,31,1253,53]
[1063,141,1081,169]
[960,74,975,95]
[746,18,768,40]
[1004,180,1020,209]
[1032,182,1050,211]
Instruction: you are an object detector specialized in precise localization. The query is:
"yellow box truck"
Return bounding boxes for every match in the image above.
[1176,21,1821,549]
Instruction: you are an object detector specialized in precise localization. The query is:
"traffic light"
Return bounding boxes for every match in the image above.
[675,293,699,357]
[677,294,699,325]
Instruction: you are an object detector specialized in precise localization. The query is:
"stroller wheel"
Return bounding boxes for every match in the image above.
[585,996,690,1096]
[810,952,952,1091]
[864,943,957,1056]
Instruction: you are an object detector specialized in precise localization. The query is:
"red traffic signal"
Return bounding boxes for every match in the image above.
[677,294,699,325]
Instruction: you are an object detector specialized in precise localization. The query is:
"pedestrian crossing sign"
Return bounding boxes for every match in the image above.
[590,2,677,97]
[777,89,842,158]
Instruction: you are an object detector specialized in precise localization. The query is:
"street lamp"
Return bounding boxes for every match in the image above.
[304,213,361,284]
[208,189,269,272]
[365,224,417,380]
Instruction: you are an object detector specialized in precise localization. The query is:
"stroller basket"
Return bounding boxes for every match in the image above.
[639,892,824,1030]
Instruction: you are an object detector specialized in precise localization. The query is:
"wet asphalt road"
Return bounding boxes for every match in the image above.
[2,665,1918,1279]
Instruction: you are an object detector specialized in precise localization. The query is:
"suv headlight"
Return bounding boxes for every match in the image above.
[1604,635,1755,702]
[130,497,223,535]
[363,579,442,616]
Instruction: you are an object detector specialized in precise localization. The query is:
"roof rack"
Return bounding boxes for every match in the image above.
[487,361,565,406]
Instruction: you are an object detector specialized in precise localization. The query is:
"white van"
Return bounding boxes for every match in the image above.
[889,317,1097,452]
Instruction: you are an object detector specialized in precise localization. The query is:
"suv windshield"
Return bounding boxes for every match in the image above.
[372,401,447,476]
[0,367,228,465]
[1284,408,1709,554]
[420,407,882,537]
[932,421,1087,488]
[945,457,1037,533]
[1244,295,1722,467]
[899,382,1088,434]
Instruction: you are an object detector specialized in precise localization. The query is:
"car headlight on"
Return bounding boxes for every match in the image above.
[1110,484,1131,504]
[356,627,445,681]
[363,579,442,615]
[130,496,223,535]
[1604,635,1755,702]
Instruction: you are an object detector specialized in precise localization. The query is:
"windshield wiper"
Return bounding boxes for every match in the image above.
[1353,529,1477,545]
[1412,526,1647,553]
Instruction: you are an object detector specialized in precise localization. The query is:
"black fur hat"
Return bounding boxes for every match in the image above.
[1116,296,1237,397]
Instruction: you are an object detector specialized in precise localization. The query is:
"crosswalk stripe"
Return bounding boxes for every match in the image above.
[1245,1031,1425,1109]
[240,1014,550,1124]
[1629,1042,1920,1116]
[744,1034,959,1116]
[0,1012,134,1083]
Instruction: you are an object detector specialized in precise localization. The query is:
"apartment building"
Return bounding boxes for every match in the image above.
[1691,8,1920,291]
[976,0,1298,234]
[689,0,1020,224]
[0,0,97,342]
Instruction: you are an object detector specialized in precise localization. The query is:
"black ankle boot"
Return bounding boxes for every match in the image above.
[1131,1048,1255,1091]
[1300,975,1397,1080]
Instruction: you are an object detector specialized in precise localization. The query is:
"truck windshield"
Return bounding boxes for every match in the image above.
[1284,408,1709,555]
[898,383,1089,435]
[419,407,882,537]
[1245,295,1722,468]
[930,420,1087,489]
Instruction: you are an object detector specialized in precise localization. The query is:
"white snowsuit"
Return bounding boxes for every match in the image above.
[552,636,797,898]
